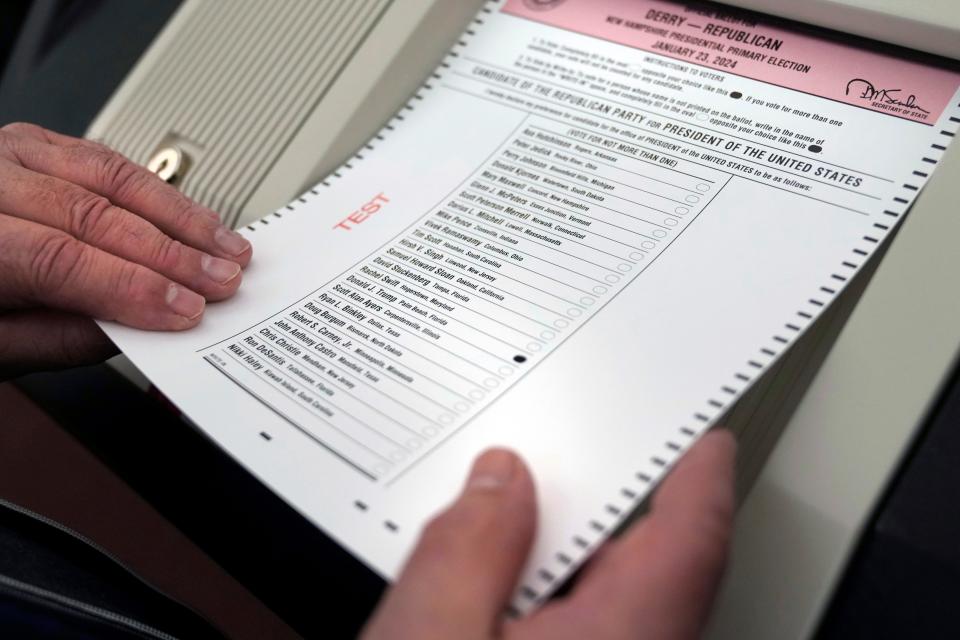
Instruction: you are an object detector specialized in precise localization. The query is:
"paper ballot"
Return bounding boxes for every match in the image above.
[102,0,960,612]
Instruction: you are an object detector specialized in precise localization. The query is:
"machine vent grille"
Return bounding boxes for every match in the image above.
[97,0,392,226]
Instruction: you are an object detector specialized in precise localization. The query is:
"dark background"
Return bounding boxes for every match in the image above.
[2,1,960,638]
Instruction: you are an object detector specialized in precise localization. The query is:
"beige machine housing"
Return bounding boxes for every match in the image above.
[87,0,487,229]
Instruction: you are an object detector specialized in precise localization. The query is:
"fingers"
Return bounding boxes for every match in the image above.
[0,163,242,301]
[0,214,206,330]
[0,124,252,267]
[0,122,101,149]
[362,449,537,640]
[514,430,736,640]
[0,310,116,381]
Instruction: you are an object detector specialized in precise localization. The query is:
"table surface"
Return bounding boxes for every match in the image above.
[0,381,301,640]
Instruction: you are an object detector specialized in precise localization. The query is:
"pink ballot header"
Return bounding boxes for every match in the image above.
[502,0,960,124]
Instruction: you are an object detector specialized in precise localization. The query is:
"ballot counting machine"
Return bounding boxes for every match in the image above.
[76,1,960,637]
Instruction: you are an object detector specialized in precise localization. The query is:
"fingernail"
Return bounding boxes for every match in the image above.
[214,226,251,257]
[201,254,241,284]
[466,449,517,491]
[166,283,205,320]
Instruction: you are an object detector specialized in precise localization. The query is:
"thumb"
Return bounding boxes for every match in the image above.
[0,310,116,380]
[362,449,537,640]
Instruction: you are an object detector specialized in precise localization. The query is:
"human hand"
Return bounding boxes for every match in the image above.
[0,123,252,379]
[362,430,736,640]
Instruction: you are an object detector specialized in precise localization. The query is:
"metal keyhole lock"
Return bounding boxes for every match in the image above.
[147,145,187,184]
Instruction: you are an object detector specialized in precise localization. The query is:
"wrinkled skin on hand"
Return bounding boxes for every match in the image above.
[0,123,251,380]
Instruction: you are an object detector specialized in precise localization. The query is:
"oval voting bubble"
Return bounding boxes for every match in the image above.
[485,377,501,388]
[653,229,668,238]
[618,263,632,272]
[641,240,656,250]
[696,183,711,192]
[605,274,620,284]
[407,438,423,449]
[454,401,470,413]
[541,330,556,340]
[568,307,583,317]
[498,365,514,376]
[554,318,569,329]
[593,285,608,294]
[421,426,438,437]
[629,251,646,261]
[468,388,485,400]
[439,413,454,425]
[685,194,700,204]
[664,218,678,227]
[528,342,543,352]
[581,296,595,305]
[675,206,689,215]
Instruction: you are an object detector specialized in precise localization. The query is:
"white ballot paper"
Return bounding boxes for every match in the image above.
[104,0,960,612]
